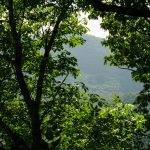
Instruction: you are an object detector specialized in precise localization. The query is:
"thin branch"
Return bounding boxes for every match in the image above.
[128,19,150,36]
[118,66,135,72]
[35,8,68,105]
[40,73,69,125]
[131,26,150,36]
[89,0,150,17]
[8,0,34,114]
[58,73,69,88]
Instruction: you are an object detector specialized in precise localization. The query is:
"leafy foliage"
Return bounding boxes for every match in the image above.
[57,96,146,150]
[0,0,147,150]
[100,12,150,148]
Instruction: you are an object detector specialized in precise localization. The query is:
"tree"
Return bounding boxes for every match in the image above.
[99,11,150,148]
[0,0,88,149]
[100,14,150,83]
[0,0,147,150]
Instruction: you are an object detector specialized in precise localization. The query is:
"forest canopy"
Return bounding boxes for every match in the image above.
[0,0,149,150]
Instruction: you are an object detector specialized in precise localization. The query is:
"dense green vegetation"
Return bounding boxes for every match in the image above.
[100,11,150,113]
[0,0,150,150]
[99,8,150,149]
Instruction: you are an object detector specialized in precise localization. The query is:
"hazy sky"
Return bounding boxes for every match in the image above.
[80,13,109,38]
[86,18,109,38]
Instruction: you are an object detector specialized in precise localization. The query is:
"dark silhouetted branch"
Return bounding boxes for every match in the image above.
[89,0,150,17]
[118,66,135,72]
[35,8,68,105]
[8,0,34,114]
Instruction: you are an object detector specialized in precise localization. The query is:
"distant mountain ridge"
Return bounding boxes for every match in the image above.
[67,34,143,102]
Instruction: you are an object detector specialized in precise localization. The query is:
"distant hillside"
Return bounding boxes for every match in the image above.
[66,34,143,102]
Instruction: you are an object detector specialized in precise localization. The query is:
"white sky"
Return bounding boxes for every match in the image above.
[43,13,108,38]
[86,18,109,38]
[80,13,109,38]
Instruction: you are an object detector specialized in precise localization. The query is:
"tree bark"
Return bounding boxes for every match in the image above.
[31,106,49,150]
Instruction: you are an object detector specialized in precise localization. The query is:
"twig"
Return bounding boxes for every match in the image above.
[118,66,135,72]
[40,73,69,125]
[35,6,69,106]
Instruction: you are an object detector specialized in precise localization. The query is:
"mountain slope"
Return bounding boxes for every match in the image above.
[67,34,143,102]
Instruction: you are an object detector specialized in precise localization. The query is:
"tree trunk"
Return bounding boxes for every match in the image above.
[31,106,49,150]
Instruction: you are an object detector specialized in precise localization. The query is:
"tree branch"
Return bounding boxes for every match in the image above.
[35,8,68,105]
[89,0,150,17]
[40,73,69,124]
[131,26,150,36]
[118,66,135,72]
[8,0,34,114]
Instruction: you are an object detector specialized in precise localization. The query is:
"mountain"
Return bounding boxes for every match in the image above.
[67,34,143,102]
